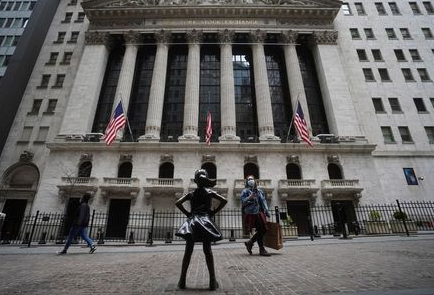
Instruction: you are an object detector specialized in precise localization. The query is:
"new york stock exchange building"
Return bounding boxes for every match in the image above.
[0,0,433,241]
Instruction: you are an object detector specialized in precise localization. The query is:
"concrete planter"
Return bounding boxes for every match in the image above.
[364,221,390,234]
[281,225,298,239]
[390,220,417,233]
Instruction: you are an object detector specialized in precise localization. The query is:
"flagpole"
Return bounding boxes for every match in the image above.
[118,96,135,142]
[286,94,300,143]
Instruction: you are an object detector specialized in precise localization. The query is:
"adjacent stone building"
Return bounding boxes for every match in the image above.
[0,0,433,239]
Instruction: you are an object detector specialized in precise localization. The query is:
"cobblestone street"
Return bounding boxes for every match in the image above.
[1,235,434,295]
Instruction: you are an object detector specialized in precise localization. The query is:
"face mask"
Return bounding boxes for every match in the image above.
[247,180,255,187]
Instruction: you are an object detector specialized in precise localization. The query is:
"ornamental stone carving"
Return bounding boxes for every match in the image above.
[185,29,203,43]
[327,155,339,163]
[287,155,299,164]
[154,30,172,44]
[249,29,267,43]
[310,30,338,45]
[244,155,258,164]
[280,30,299,44]
[19,151,34,162]
[85,31,112,47]
[202,155,215,163]
[160,154,173,163]
[120,153,133,161]
[124,31,142,44]
[80,153,93,162]
[218,29,235,44]
[106,0,324,6]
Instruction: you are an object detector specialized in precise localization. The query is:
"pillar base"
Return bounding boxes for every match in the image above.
[218,134,240,143]
[259,135,281,143]
[138,134,160,142]
[178,134,200,142]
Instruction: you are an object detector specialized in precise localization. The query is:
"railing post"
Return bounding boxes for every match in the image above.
[28,210,39,248]
[229,229,236,242]
[97,227,105,244]
[146,209,155,246]
[38,232,47,244]
[128,231,135,244]
[275,206,280,223]
[396,199,409,237]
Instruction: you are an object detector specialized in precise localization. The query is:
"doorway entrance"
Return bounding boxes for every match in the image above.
[286,200,311,236]
[1,199,27,240]
[106,199,131,239]
[331,200,357,234]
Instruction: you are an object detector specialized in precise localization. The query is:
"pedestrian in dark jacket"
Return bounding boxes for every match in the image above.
[57,194,96,254]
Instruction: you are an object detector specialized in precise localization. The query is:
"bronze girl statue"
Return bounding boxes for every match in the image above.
[175,169,227,290]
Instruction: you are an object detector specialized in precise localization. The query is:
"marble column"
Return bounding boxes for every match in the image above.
[309,30,362,137]
[218,29,240,142]
[58,31,112,137]
[179,30,202,142]
[141,30,171,142]
[280,30,312,133]
[113,31,141,140]
[249,30,279,142]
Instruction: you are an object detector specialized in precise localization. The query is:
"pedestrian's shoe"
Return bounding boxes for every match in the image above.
[177,279,186,289]
[259,248,271,257]
[57,250,67,255]
[209,278,219,290]
[89,245,96,254]
[244,241,253,255]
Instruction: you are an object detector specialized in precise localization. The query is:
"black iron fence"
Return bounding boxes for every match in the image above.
[1,200,433,246]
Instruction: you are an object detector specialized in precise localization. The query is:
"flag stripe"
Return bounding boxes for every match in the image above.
[205,111,212,145]
[293,102,313,147]
[104,101,126,146]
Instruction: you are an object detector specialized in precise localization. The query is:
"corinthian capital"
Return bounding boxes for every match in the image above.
[280,30,299,44]
[124,31,142,45]
[85,31,112,48]
[249,29,267,44]
[310,30,338,45]
[218,29,235,44]
[186,29,203,44]
[154,30,172,44]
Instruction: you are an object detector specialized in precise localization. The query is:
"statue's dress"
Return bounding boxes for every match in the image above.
[176,187,223,242]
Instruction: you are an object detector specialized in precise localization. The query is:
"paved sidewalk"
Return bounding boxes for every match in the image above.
[1,235,434,295]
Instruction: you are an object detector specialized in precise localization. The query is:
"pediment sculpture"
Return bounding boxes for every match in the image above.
[99,0,340,7]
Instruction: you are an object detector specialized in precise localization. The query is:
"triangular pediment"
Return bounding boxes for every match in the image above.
[83,0,342,9]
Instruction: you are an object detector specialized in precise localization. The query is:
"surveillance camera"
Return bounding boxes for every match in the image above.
[418,176,424,181]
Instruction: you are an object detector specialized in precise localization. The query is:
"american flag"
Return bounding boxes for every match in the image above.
[294,102,313,147]
[104,101,126,146]
[205,110,212,145]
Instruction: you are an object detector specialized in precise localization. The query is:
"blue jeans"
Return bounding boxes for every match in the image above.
[64,226,93,250]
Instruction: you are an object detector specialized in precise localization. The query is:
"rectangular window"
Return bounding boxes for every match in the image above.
[12,36,20,46]
[372,97,385,112]
[45,99,57,113]
[13,2,22,10]
[0,56,5,67]
[28,99,42,115]
[389,2,400,14]
[5,18,13,28]
[46,52,58,65]
[379,68,391,81]
[381,126,395,143]
[357,49,368,61]
[364,28,375,39]
[29,1,35,10]
[418,68,431,81]
[422,28,433,39]
[386,28,398,39]
[2,55,10,66]
[431,97,434,109]
[425,126,434,143]
[388,97,402,112]
[0,36,4,46]
[398,126,413,142]
[35,127,49,143]
[39,74,50,88]
[372,49,383,61]
[75,12,85,22]
[0,18,5,27]
[414,97,428,112]
[350,28,361,39]
[3,35,13,46]
[409,2,421,14]
[400,28,412,39]
[363,68,375,81]
[355,2,366,14]
[5,2,14,11]
[409,49,422,61]
[423,1,434,13]
[54,32,66,43]
[0,3,6,10]
[20,2,30,10]
[61,52,73,64]
[53,74,65,88]
[62,12,73,23]
[11,18,21,28]
[394,49,406,61]
[342,3,352,15]
[68,31,79,43]
[375,2,387,14]
[19,127,32,142]
[403,168,418,185]
[402,68,415,81]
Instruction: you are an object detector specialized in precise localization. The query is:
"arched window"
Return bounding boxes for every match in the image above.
[328,163,343,179]
[201,162,217,179]
[2,164,39,189]
[78,161,92,177]
[118,162,132,178]
[244,163,259,179]
[286,163,301,179]
[159,162,174,178]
